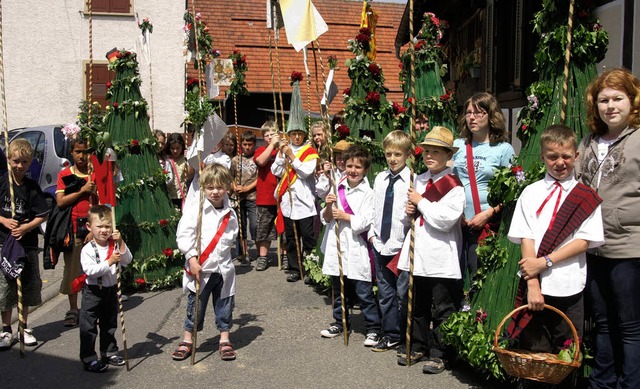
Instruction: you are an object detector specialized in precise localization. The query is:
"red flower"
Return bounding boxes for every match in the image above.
[290,71,303,83]
[368,63,380,77]
[414,146,423,157]
[475,309,488,323]
[343,87,351,97]
[233,49,240,55]
[131,139,139,146]
[415,40,426,50]
[162,169,169,175]
[521,124,529,132]
[440,91,452,101]
[365,91,380,106]
[511,165,523,174]
[187,77,198,86]
[398,62,404,69]
[359,27,371,36]
[336,124,350,139]
[407,97,415,105]
[159,219,169,227]
[163,248,174,257]
[241,55,247,63]
[135,278,146,286]
[106,82,112,89]
[392,102,406,115]
[355,33,370,45]
[113,102,118,108]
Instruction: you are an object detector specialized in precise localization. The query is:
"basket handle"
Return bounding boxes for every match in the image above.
[493,304,581,364]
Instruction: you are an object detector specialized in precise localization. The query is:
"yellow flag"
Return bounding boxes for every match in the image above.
[360,1,379,61]
[280,0,328,52]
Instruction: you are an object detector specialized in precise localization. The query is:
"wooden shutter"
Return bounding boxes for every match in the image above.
[85,63,114,109]
[89,0,131,14]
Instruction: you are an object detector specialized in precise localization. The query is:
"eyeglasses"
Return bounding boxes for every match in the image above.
[465,111,487,118]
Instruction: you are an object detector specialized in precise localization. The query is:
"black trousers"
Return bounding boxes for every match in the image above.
[284,216,316,273]
[79,285,119,363]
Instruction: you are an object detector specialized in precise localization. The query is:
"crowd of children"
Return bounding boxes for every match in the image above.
[1,68,639,388]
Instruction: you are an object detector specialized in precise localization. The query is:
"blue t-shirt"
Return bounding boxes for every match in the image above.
[452,138,515,220]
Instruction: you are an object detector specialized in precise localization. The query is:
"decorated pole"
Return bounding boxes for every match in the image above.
[404,0,418,367]
[111,208,130,371]
[273,31,287,270]
[560,0,576,125]
[233,96,245,260]
[0,0,24,358]
[138,16,155,130]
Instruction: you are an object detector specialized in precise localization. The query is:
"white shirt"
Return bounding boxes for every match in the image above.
[321,178,374,281]
[508,174,604,297]
[369,166,412,256]
[81,241,133,287]
[397,168,465,279]
[316,169,344,199]
[271,144,318,220]
[177,196,239,298]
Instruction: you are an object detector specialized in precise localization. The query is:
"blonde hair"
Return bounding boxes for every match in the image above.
[8,138,33,160]
[199,163,233,191]
[540,124,578,152]
[382,130,412,152]
[586,68,640,135]
[88,205,113,225]
[261,120,279,135]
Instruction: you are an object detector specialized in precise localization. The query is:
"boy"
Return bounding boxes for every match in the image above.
[230,131,258,265]
[172,164,239,362]
[319,146,380,346]
[398,126,465,370]
[316,139,351,200]
[253,122,281,271]
[55,137,99,327]
[368,130,412,352]
[0,139,49,349]
[507,125,603,377]
[271,128,319,282]
[79,205,132,372]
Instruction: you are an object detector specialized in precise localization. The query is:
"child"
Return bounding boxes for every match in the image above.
[79,205,132,372]
[316,139,351,200]
[507,125,603,376]
[0,139,49,349]
[271,127,319,282]
[253,122,281,271]
[164,133,193,210]
[172,163,239,362]
[230,131,258,264]
[55,137,99,328]
[319,146,381,347]
[397,126,465,370]
[367,130,412,352]
[154,129,166,165]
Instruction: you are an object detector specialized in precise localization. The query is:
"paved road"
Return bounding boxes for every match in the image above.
[1,247,495,389]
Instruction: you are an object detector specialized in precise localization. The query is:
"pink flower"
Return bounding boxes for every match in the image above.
[368,63,380,77]
[475,309,488,323]
[195,12,202,21]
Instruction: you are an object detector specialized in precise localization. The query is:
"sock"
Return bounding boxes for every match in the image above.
[2,325,11,333]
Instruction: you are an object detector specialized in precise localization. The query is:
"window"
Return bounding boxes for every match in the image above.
[84,62,115,110]
[87,0,132,14]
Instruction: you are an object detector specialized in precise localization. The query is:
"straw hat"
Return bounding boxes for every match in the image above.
[332,140,351,152]
[418,126,458,152]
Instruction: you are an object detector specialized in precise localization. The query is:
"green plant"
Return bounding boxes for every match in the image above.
[473,234,509,292]
[303,249,331,292]
[487,160,546,207]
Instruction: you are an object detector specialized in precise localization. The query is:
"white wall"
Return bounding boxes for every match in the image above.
[595,0,639,75]
[3,1,185,132]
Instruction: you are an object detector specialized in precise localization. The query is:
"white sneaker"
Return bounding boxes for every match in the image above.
[21,328,37,346]
[0,331,16,349]
[364,333,380,347]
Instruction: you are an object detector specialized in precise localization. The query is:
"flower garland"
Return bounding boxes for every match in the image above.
[182,90,214,130]
[116,167,169,197]
[183,11,214,69]
[228,49,249,96]
[108,50,138,71]
[118,214,180,233]
[138,17,153,35]
[327,55,338,69]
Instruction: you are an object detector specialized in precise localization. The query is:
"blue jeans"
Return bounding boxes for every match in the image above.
[373,248,408,342]
[330,276,380,334]
[184,273,234,333]
[587,254,640,389]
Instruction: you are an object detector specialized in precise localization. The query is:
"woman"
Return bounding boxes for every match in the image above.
[576,68,640,389]
[452,93,514,293]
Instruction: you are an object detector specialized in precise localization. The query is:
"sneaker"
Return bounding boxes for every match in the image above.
[84,359,108,373]
[280,254,289,270]
[397,350,425,366]
[102,355,126,366]
[422,357,447,374]
[303,275,312,285]
[255,256,269,271]
[320,325,343,338]
[0,331,16,350]
[371,336,400,352]
[363,333,380,347]
[21,328,37,346]
[286,273,300,282]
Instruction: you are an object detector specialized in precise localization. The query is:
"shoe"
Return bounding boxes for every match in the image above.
[320,325,344,338]
[21,328,37,346]
[280,255,289,270]
[286,273,300,282]
[371,336,400,352]
[102,355,126,366]
[303,275,312,285]
[255,256,269,271]
[422,357,446,374]
[363,333,380,347]
[0,331,16,350]
[397,350,425,366]
[84,359,109,373]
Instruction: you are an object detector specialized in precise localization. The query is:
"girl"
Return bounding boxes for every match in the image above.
[163,133,194,210]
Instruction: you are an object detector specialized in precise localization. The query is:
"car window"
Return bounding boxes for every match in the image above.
[53,126,67,158]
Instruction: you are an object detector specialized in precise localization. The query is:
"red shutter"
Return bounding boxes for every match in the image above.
[85,63,114,110]
[90,0,110,12]
[109,0,131,13]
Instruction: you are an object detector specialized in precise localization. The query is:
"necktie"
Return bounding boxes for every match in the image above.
[536,181,563,230]
[380,174,401,242]
[419,178,434,226]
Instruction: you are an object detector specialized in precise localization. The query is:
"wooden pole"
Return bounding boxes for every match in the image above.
[560,0,576,125]
[233,95,246,259]
[274,27,287,271]
[111,209,130,371]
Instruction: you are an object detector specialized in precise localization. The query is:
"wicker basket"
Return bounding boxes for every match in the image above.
[493,304,581,385]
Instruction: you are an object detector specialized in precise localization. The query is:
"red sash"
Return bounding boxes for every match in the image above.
[466,143,499,243]
[386,174,462,275]
[185,211,231,275]
[506,183,602,338]
[169,158,186,210]
[275,145,319,234]
[71,239,115,294]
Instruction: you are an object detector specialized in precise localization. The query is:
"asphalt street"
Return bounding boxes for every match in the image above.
[1,246,495,389]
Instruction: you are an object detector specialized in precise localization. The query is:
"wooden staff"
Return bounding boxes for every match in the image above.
[274,26,287,270]
[560,0,575,125]
[282,140,303,279]
[110,207,130,371]
[233,95,246,260]
[0,1,24,357]
[405,0,418,367]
